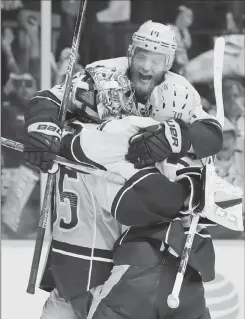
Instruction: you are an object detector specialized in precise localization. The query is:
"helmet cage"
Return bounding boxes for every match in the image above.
[86,66,138,120]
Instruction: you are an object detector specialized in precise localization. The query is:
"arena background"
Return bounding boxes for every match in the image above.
[1,1,244,318]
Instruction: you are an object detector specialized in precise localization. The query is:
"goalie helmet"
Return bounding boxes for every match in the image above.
[128,21,177,71]
[87,66,138,120]
[70,66,138,121]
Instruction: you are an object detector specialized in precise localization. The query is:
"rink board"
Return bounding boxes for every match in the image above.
[1,240,244,319]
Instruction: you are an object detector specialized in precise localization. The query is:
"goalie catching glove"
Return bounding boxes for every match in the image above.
[24,119,62,173]
[126,119,191,168]
[176,165,244,231]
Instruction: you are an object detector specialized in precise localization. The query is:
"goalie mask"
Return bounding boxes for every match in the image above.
[87,66,138,120]
[71,66,138,121]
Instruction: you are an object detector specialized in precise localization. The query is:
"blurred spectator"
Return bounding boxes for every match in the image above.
[215,117,243,189]
[54,47,84,85]
[183,11,245,85]
[223,78,245,123]
[226,11,239,34]
[56,1,110,65]
[223,78,244,179]
[55,0,81,61]
[1,0,23,11]
[3,73,37,110]
[1,4,41,88]
[95,0,131,59]
[1,72,39,239]
[170,5,193,74]
[2,73,37,167]
[1,70,40,239]
[1,163,40,239]
[14,9,40,86]
[203,77,244,193]
[96,0,130,23]
[1,27,20,75]
[1,27,20,88]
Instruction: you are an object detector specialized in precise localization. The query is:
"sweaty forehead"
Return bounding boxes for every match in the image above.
[134,47,166,60]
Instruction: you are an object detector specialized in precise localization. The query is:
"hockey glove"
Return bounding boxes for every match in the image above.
[24,119,62,173]
[177,165,244,231]
[126,119,190,169]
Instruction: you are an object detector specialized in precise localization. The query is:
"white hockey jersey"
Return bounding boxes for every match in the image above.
[88,57,219,124]
[44,166,124,300]
[37,57,223,298]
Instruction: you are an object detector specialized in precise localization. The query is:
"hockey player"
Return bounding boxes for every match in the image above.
[85,21,222,165]
[24,20,223,180]
[28,71,195,319]
[58,123,214,319]
[51,105,242,319]
[23,21,224,319]
[48,109,242,319]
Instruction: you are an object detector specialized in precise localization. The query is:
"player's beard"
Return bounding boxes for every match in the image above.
[129,67,165,103]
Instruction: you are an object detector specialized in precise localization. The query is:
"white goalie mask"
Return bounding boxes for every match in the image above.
[86,66,138,120]
[128,21,177,71]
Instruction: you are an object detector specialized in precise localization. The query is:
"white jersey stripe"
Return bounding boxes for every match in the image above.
[52,248,113,263]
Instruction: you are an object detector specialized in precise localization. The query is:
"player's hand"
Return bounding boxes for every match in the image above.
[126,119,190,169]
[24,120,62,173]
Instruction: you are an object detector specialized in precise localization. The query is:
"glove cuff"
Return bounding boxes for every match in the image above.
[27,122,62,140]
[164,119,182,154]
[163,119,191,160]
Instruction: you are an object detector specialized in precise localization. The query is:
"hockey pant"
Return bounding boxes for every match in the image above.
[40,288,93,319]
[87,243,211,319]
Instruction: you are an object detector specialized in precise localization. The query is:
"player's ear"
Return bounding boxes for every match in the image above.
[127,45,133,66]
[128,45,133,58]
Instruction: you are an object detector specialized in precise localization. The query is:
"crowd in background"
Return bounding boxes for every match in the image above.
[1,0,244,239]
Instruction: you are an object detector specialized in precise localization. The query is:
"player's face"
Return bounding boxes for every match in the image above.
[130,48,167,101]
[16,84,36,104]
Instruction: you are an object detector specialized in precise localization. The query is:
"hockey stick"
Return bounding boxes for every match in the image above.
[26,0,88,295]
[167,36,225,309]
[1,137,125,184]
[213,37,225,129]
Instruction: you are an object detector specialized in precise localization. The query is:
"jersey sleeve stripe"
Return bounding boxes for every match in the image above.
[111,168,159,220]
[52,240,113,260]
[31,90,62,106]
[71,134,107,171]
[52,248,113,263]
[197,118,222,131]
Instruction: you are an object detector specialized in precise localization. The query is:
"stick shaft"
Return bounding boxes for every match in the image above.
[167,36,225,308]
[213,37,225,127]
[26,0,88,294]
[171,213,200,297]
[1,137,125,185]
